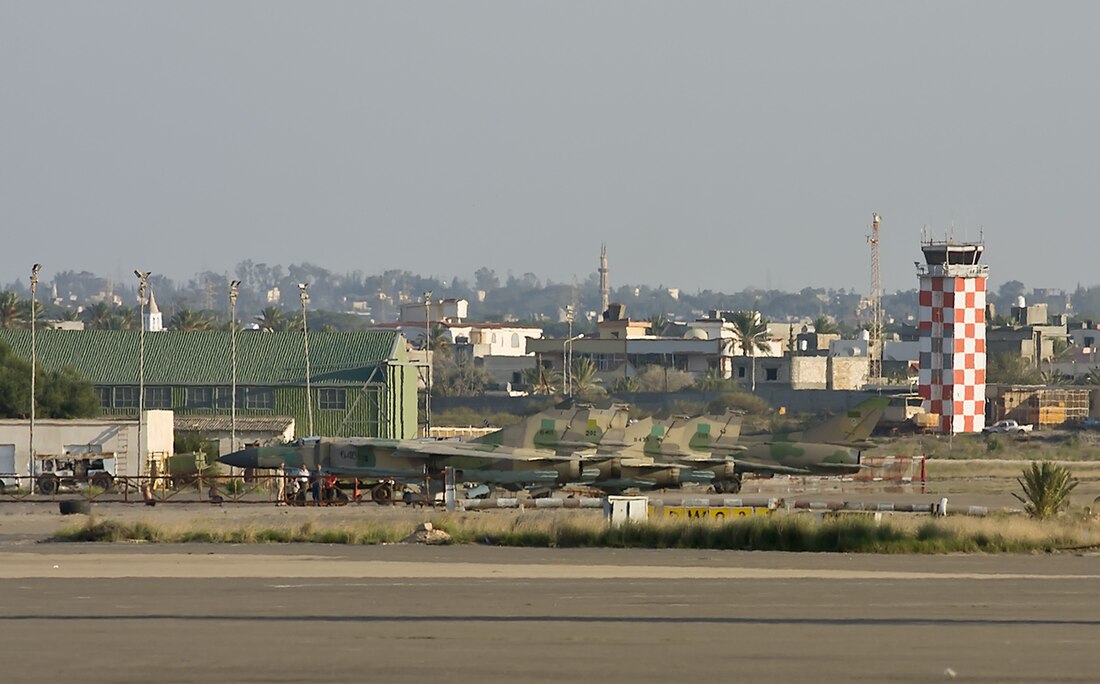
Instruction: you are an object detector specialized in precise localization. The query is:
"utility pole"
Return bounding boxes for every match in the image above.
[134,270,151,477]
[229,280,241,453]
[867,213,884,384]
[298,283,313,436]
[29,264,41,484]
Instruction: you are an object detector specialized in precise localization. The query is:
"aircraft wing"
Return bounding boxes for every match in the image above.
[385,439,584,463]
[731,458,817,476]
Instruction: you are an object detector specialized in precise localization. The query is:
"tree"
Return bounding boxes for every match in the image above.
[421,324,451,355]
[1013,461,1078,520]
[648,314,669,336]
[523,366,560,395]
[987,353,1042,385]
[433,357,491,396]
[255,306,287,332]
[169,308,214,332]
[82,302,116,330]
[729,311,771,391]
[568,356,604,398]
[0,292,26,329]
[0,342,98,419]
[632,364,694,392]
[693,370,740,392]
[811,315,838,334]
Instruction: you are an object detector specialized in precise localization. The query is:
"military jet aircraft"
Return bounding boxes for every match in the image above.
[471,403,745,492]
[217,435,604,502]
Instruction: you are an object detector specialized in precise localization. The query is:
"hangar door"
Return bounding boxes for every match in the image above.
[0,444,15,475]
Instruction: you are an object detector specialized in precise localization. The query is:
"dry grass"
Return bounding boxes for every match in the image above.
[54,508,1100,553]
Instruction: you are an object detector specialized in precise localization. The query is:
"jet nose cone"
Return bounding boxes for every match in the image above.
[218,448,259,469]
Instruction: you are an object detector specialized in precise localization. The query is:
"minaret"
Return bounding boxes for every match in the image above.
[145,290,164,332]
[917,238,988,433]
[599,243,609,320]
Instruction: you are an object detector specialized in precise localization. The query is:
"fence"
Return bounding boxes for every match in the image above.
[0,473,385,506]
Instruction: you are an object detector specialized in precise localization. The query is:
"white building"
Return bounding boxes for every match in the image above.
[0,410,175,482]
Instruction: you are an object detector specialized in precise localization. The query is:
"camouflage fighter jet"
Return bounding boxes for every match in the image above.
[474,403,745,492]
[217,436,603,502]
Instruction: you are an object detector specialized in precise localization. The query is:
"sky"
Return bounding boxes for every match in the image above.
[3,2,1098,295]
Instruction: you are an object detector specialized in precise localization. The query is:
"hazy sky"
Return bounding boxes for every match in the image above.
[3,2,1097,295]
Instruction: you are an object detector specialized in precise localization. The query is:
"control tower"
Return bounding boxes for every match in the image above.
[917,240,989,433]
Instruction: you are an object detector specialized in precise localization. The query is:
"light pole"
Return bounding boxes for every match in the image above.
[229,280,241,454]
[423,291,432,434]
[298,283,313,436]
[564,333,585,397]
[29,263,41,483]
[565,305,574,396]
[134,270,151,477]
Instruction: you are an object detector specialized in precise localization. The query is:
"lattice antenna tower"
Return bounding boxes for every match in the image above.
[867,213,884,382]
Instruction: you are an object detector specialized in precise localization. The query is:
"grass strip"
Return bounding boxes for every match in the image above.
[52,512,1093,554]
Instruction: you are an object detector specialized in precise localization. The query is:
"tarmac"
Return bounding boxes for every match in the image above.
[2,509,1100,682]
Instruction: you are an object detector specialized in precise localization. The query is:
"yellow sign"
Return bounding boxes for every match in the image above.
[655,506,770,520]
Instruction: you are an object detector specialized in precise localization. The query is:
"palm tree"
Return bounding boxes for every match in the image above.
[729,311,771,391]
[82,302,116,330]
[169,308,213,332]
[568,356,603,397]
[255,306,286,332]
[0,292,25,329]
[608,375,640,394]
[1086,367,1100,386]
[421,324,451,354]
[648,314,669,336]
[1013,461,1078,520]
[522,366,560,395]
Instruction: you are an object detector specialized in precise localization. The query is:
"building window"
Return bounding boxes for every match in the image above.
[737,367,746,378]
[243,387,274,410]
[318,388,347,411]
[114,386,139,409]
[186,387,213,409]
[511,333,520,348]
[144,386,172,409]
[765,367,779,381]
[95,387,112,409]
[214,387,242,409]
[1086,336,1095,347]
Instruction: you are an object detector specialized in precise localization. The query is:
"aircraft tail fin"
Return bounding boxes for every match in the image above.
[642,411,744,458]
[800,397,890,445]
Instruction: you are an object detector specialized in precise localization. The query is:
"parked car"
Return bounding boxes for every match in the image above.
[982,420,1034,435]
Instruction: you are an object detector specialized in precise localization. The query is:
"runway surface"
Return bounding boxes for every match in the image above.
[3,544,1100,683]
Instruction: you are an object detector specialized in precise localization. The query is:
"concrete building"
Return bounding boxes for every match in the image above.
[0,411,174,482]
[917,239,989,434]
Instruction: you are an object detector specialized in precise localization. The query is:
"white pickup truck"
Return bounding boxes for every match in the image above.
[982,420,1034,435]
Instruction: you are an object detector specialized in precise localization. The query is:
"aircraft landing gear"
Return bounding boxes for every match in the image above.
[714,476,742,494]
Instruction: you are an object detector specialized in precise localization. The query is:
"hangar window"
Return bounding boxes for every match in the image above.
[243,387,274,410]
[186,387,213,409]
[318,388,347,411]
[144,386,172,409]
[114,386,139,409]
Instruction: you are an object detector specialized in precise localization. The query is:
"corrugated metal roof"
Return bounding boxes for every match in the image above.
[0,330,403,386]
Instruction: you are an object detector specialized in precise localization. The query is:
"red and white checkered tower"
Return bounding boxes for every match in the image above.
[917,239,988,433]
